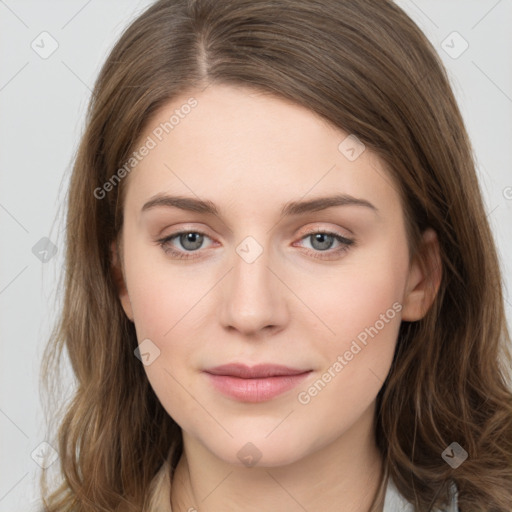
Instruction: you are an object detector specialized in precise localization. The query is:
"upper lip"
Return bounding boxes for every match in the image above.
[204,363,311,379]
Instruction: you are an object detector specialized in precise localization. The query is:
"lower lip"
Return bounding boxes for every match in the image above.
[204,372,312,402]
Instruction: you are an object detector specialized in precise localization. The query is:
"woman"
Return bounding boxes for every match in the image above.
[40,0,512,510]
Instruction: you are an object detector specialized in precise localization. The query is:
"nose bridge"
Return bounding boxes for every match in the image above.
[220,233,287,333]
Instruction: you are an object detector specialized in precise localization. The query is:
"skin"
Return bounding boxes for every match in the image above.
[112,84,441,512]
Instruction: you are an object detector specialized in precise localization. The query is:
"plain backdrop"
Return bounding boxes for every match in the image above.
[0,1,511,510]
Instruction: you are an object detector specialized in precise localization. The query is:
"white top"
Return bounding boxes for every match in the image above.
[383,477,459,512]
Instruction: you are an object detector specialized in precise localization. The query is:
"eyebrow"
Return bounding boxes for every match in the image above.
[141,193,378,217]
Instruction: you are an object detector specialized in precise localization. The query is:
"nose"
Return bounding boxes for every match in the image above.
[218,241,289,337]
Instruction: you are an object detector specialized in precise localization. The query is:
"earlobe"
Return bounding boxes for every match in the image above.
[401,228,442,322]
[110,240,134,322]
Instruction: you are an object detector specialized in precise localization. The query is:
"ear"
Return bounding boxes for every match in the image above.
[110,240,134,322]
[401,228,442,322]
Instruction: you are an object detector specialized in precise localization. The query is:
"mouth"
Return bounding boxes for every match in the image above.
[203,363,312,402]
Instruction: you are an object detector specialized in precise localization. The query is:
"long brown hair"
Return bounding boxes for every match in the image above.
[40,0,512,510]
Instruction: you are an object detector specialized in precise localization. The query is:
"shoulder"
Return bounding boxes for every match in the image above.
[383,477,459,512]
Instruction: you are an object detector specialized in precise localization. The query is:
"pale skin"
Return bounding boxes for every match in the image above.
[112,84,441,512]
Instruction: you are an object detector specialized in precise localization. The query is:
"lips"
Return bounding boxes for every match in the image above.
[203,363,312,402]
[204,363,309,378]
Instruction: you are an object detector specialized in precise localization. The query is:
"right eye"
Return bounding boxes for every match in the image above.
[157,230,215,259]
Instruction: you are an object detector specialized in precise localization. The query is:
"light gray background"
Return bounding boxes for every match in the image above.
[0,1,511,510]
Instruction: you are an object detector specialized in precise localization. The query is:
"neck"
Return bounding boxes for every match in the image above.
[170,404,386,512]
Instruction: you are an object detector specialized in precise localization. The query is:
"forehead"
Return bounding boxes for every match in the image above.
[122,84,402,220]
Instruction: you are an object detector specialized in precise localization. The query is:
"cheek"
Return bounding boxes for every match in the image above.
[293,255,406,438]
[316,270,402,397]
[123,250,203,422]
[305,235,409,350]
[299,233,409,410]
[123,239,201,337]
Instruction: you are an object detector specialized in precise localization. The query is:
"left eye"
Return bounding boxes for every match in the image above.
[157,230,354,260]
[299,231,350,251]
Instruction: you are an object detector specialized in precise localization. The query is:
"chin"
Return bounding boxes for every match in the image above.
[201,431,312,469]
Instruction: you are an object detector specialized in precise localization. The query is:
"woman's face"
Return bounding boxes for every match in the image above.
[115,84,436,467]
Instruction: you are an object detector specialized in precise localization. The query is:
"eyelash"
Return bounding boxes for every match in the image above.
[156,229,355,261]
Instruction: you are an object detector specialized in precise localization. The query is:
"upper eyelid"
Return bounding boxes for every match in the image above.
[160,221,353,239]
[160,227,353,247]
